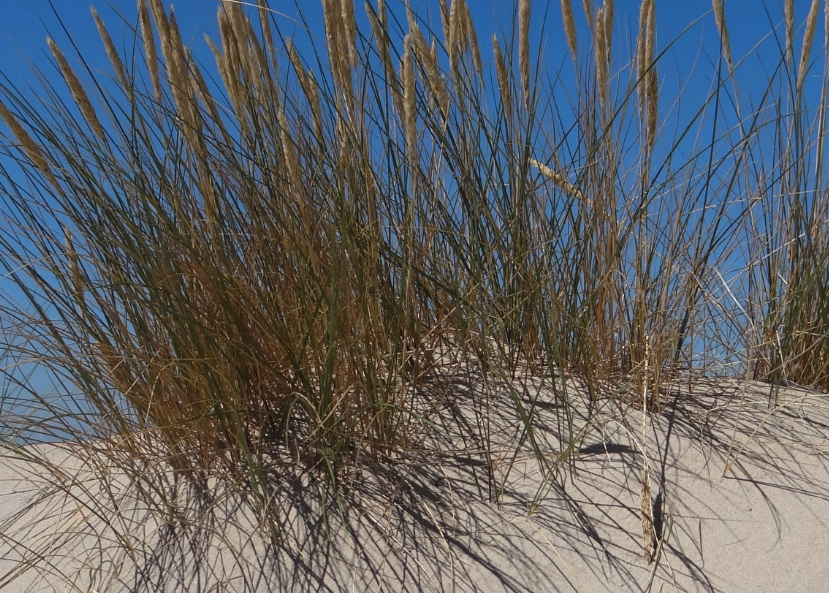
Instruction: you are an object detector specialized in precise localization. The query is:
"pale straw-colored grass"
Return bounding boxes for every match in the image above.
[560,0,578,62]
[3,2,829,588]
[519,0,531,107]
[91,7,128,89]
[47,38,106,143]
[797,0,821,94]
[139,0,161,101]
[0,99,54,186]
[711,0,733,73]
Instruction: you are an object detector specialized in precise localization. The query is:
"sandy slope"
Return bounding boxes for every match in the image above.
[1,374,828,592]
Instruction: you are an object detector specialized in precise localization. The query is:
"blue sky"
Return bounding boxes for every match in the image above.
[0,1,820,90]
[1,1,824,187]
[0,0,826,388]
[2,0,823,183]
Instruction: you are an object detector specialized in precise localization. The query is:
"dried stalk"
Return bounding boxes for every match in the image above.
[530,158,587,204]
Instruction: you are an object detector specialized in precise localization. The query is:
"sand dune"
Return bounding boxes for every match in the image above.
[1,377,827,592]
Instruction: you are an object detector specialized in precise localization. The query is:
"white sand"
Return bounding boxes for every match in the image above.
[1,375,828,592]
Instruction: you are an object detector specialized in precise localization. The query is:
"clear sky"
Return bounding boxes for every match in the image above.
[0,1,822,92]
[2,1,824,181]
[0,0,826,390]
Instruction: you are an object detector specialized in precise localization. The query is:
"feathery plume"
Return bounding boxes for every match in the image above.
[530,158,587,204]
[711,0,733,73]
[139,0,162,101]
[411,25,448,117]
[448,0,462,78]
[287,38,323,136]
[218,9,243,112]
[48,38,106,142]
[604,0,614,61]
[286,38,308,89]
[797,0,821,94]
[582,0,594,33]
[258,0,275,68]
[164,10,193,124]
[493,35,512,117]
[461,1,482,75]
[519,0,531,105]
[635,0,658,187]
[306,74,323,142]
[646,68,658,149]
[401,34,417,157]
[561,0,577,60]
[147,0,172,87]
[636,0,655,120]
[278,110,302,193]
[147,0,170,45]
[322,0,351,96]
[341,0,358,67]
[367,0,396,95]
[645,0,655,69]
[0,99,54,185]
[785,0,794,64]
[204,33,225,81]
[437,0,450,45]
[188,48,228,143]
[595,7,609,110]
[91,7,128,89]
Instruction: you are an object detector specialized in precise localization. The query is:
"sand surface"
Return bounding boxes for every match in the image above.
[1,373,828,592]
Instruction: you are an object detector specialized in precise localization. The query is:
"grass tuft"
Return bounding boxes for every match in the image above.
[0,0,829,587]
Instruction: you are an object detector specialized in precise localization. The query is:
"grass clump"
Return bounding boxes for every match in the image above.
[1,0,829,587]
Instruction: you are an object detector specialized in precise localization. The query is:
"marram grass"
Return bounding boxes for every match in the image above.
[0,0,828,587]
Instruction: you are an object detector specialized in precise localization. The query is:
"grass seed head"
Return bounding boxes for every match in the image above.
[91,7,129,89]
[164,11,194,124]
[257,0,275,66]
[647,68,658,149]
[604,0,614,53]
[139,0,162,101]
[595,7,609,109]
[401,34,417,157]
[519,0,531,104]
[412,26,448,118]
[460,1,482,75]
[437,0,450,45]
[341,0,358,67]
[367,0,397,96]
[785,0,794,64]
[711,0,733,73]
[48,37,106,142]
[493,35,512,117]
[448,0,462,77]
[797,0,821,94]
[0,99,55,186]
[636,0,655,123]
[561,0,578,61]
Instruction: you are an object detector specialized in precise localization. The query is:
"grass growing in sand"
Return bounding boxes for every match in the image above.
[1,0,829,588]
